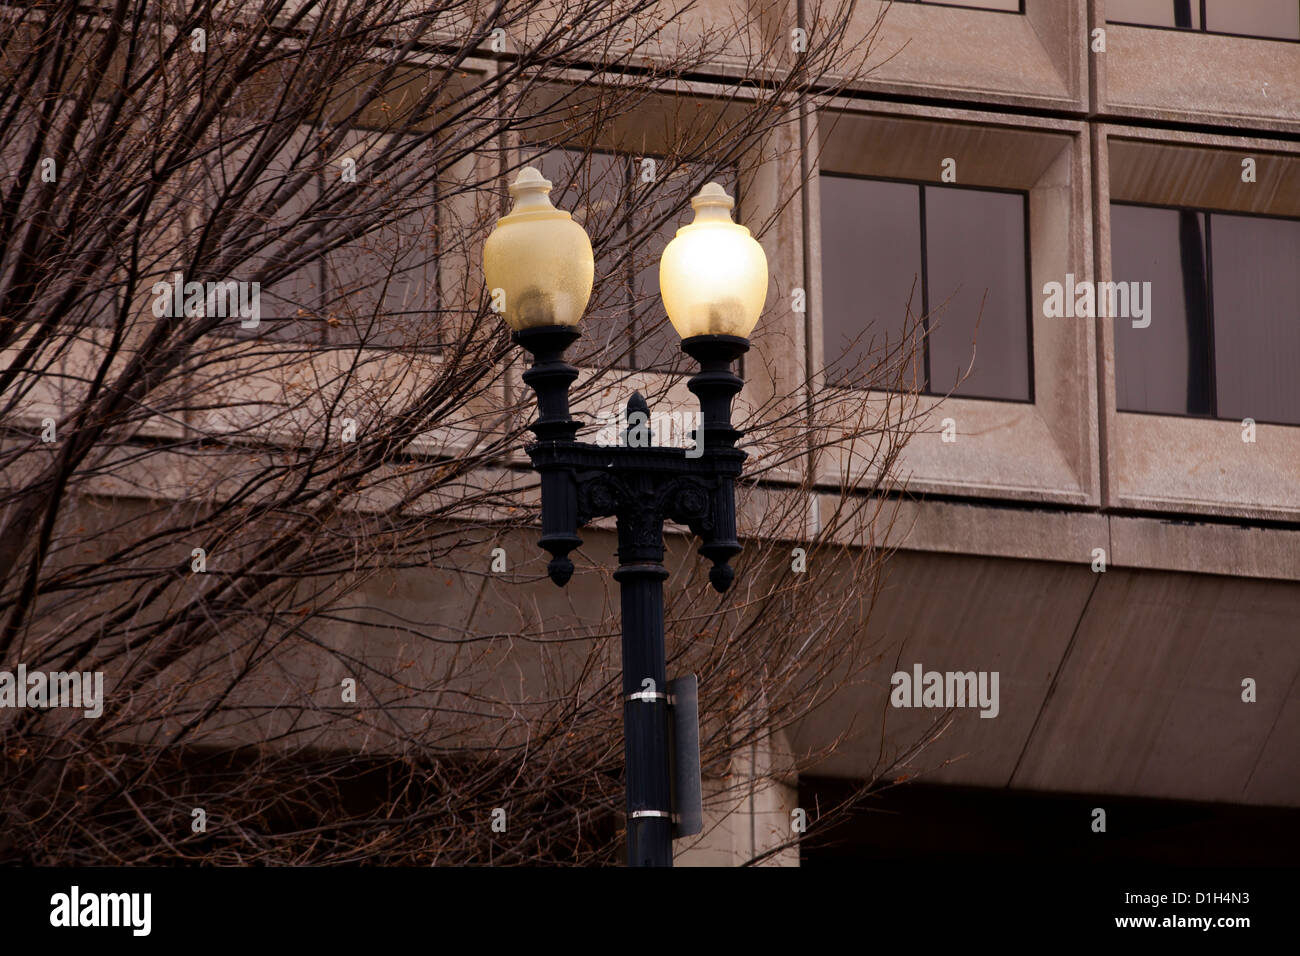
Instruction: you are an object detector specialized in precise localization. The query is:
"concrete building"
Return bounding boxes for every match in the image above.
[476,0,1300,866]
[5,0,1299,868]
[745,0,1300,867]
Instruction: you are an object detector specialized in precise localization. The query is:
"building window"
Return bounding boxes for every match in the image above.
[1111,203,1300,425]
[1,103,124,330]
[819,174,1032,401]
[228,126,440,347]
[898,0,1023,12]
[529,148,737,372]
[1108,0,1300,42]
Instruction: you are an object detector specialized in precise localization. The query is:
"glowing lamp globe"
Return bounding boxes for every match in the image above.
[658,182,768,340]
[483,167,594,331]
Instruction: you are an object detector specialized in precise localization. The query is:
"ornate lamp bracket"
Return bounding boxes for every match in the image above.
[514,326,747,593]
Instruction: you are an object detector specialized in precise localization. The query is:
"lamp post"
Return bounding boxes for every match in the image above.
[484,167,767,867]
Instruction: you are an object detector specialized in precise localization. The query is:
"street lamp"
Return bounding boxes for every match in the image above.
[484,167,767,867]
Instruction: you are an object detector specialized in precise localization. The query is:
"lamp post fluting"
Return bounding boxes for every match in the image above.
[484,168,767,867]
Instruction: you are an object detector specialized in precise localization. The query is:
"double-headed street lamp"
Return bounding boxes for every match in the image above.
[484,166,767,866]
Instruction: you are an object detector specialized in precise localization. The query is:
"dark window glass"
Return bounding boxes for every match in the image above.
[819,174,1031,401]
[924,185,1030,400]
[1111,205,1211,416]
[270,148,327,342]
[1111,203,1300,426]
[226,127,440,346]
[2,104,124,331]
[1206,0,1300,39]
[900,0,1022,11]
[1107,0,1201,28]
[1210,212,1300,423]
[1109,0,1300,40]
[327,135,440,348]
[819,176,923,389]
[225,125,327,341]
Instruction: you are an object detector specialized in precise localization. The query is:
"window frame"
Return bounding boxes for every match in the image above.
[1098,126,1300,522]
[1109,199,1300,428]
[810,103,1097,508]
[818,170,1035,404]
[1107,0,1300,44]
[900,0,1025,14]
[241,125,444,349]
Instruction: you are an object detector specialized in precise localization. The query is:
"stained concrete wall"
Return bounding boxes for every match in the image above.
[789,549,1300,808]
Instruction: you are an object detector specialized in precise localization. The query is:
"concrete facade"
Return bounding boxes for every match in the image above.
[7,0,1298,866]
[681,0,1300,862]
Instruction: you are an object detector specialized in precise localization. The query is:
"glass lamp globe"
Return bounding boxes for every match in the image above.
[658,182,768,340]
[483,167,594,331]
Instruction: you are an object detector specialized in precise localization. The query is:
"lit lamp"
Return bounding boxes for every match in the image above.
[659,181,768,340]
[486,169,766,868]
[483,166,594,332]
[660,181,766,480]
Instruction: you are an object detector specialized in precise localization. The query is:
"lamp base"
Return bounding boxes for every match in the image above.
[682,334,748,453]
[514,325,582,444]
[680,333,750,365]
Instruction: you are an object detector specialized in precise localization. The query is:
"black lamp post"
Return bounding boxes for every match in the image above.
[484,169,767,867]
